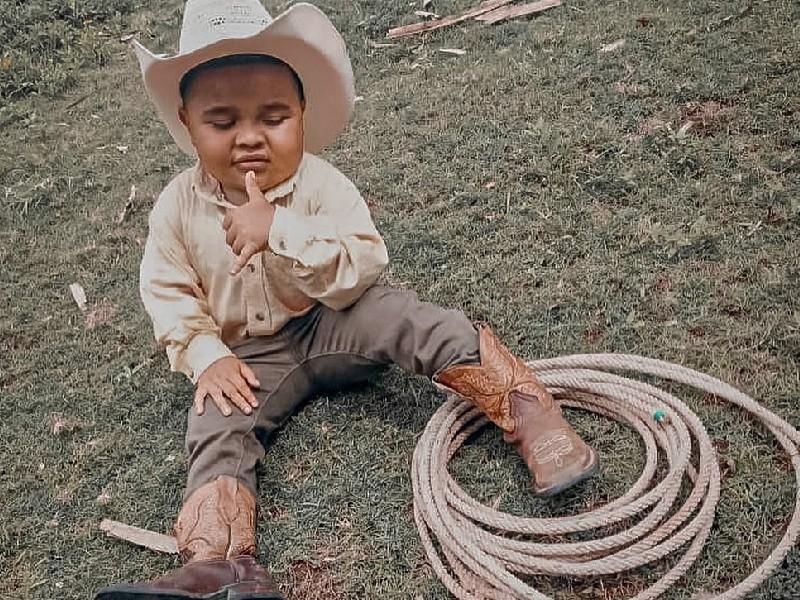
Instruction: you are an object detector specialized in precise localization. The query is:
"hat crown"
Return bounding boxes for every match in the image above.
[179,0,273,54]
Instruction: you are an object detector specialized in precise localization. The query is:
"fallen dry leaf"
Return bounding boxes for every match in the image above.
[678,100,733,135]
[415,10,440,18]
[96,489,112,505]
[599,38,626,53]
[439,48,467,55]
[117,184,136,224]
[49,413,82,435]
[85,301,116,329]
[613,81,641,95]
[69,283,88,313]
[676,121,694,139]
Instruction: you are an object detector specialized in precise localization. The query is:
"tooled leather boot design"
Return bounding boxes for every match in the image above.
[435,327,599,496]
[174,476,257,562]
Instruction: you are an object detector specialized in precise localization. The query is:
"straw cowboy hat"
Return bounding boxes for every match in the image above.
[132,0,355,156]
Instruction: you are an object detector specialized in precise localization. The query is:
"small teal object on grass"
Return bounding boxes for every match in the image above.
[653,409,668,423]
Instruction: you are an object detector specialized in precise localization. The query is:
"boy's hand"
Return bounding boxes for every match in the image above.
[194,356,261,417]
[222,170,275,276]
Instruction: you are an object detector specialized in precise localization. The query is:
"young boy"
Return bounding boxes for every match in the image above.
[96,1,597,598]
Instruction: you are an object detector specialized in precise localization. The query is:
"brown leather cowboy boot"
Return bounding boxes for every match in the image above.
[93,476,285,600]
[435,327,599,496]
[93,556,284,600]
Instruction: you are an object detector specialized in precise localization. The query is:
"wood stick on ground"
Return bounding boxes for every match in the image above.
[387,0,515,39]
[475,0,562,25]
[100,519,178,554]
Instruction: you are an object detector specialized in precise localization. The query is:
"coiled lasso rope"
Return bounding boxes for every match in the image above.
[412,354,800,600]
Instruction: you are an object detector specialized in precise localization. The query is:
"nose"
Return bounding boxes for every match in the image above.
[235,121,265,148]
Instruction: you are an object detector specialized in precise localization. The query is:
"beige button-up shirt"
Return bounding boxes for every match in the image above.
[139,153,389,382]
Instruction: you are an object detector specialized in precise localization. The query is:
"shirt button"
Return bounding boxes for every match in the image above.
[255,312,265,321]
[279,240,287,250]
[247,263,255,273]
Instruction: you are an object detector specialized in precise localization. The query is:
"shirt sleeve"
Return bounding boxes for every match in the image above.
[266,166,389,311]
[139,189,233,383]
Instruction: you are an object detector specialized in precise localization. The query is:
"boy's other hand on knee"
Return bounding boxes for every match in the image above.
[194,356,261,417]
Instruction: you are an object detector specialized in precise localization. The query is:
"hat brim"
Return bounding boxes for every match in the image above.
[133,3,354,156]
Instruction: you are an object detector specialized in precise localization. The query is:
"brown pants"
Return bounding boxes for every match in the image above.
[184,286,479,498]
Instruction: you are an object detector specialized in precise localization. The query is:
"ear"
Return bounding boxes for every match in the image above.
[178,105,189,128]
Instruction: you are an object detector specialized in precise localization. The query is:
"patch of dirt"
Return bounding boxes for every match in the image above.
[678,100,734,136]
[283,560,345,600]
[628,100,735,142]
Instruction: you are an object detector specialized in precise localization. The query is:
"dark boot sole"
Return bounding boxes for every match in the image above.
[94,585,284,600]
[533,454,600,498]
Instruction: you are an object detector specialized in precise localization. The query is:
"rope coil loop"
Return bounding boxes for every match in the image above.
[412,354,800,600]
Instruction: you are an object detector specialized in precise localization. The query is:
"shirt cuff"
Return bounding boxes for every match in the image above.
[268,206,307,260]
[182,333,234,384]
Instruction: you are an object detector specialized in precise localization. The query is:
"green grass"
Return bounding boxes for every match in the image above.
[1,0,799,598]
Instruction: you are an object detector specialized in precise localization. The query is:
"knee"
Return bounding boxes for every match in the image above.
[357,285,419,314]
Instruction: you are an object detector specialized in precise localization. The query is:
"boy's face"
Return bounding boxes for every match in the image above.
[179,62,305,196]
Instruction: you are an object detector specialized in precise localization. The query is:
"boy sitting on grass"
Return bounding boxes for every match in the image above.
[95,1,598,598]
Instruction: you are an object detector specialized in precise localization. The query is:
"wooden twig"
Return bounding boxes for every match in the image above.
[475,0,562,25]
[387,0,515,39]
[100,519,178,554]
[65,94,90,110]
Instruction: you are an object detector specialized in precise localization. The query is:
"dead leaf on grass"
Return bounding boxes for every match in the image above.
[584,322,605,345]
[613,81,641,95]
[599,38,626,53]
[636,16,653,27]
[69,283,88,313]
[85,301,116,329]
[415,9,440,18]
[679,100,733,135]
[117,184,136,224]
[49,413,82,435]
[627,114,669,142]
[96,488,112,505]
[439,48,467,55]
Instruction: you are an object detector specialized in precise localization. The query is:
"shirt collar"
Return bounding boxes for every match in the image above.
[191,153,306,209]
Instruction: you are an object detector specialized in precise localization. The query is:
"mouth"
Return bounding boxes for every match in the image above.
[233,157,270,172]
